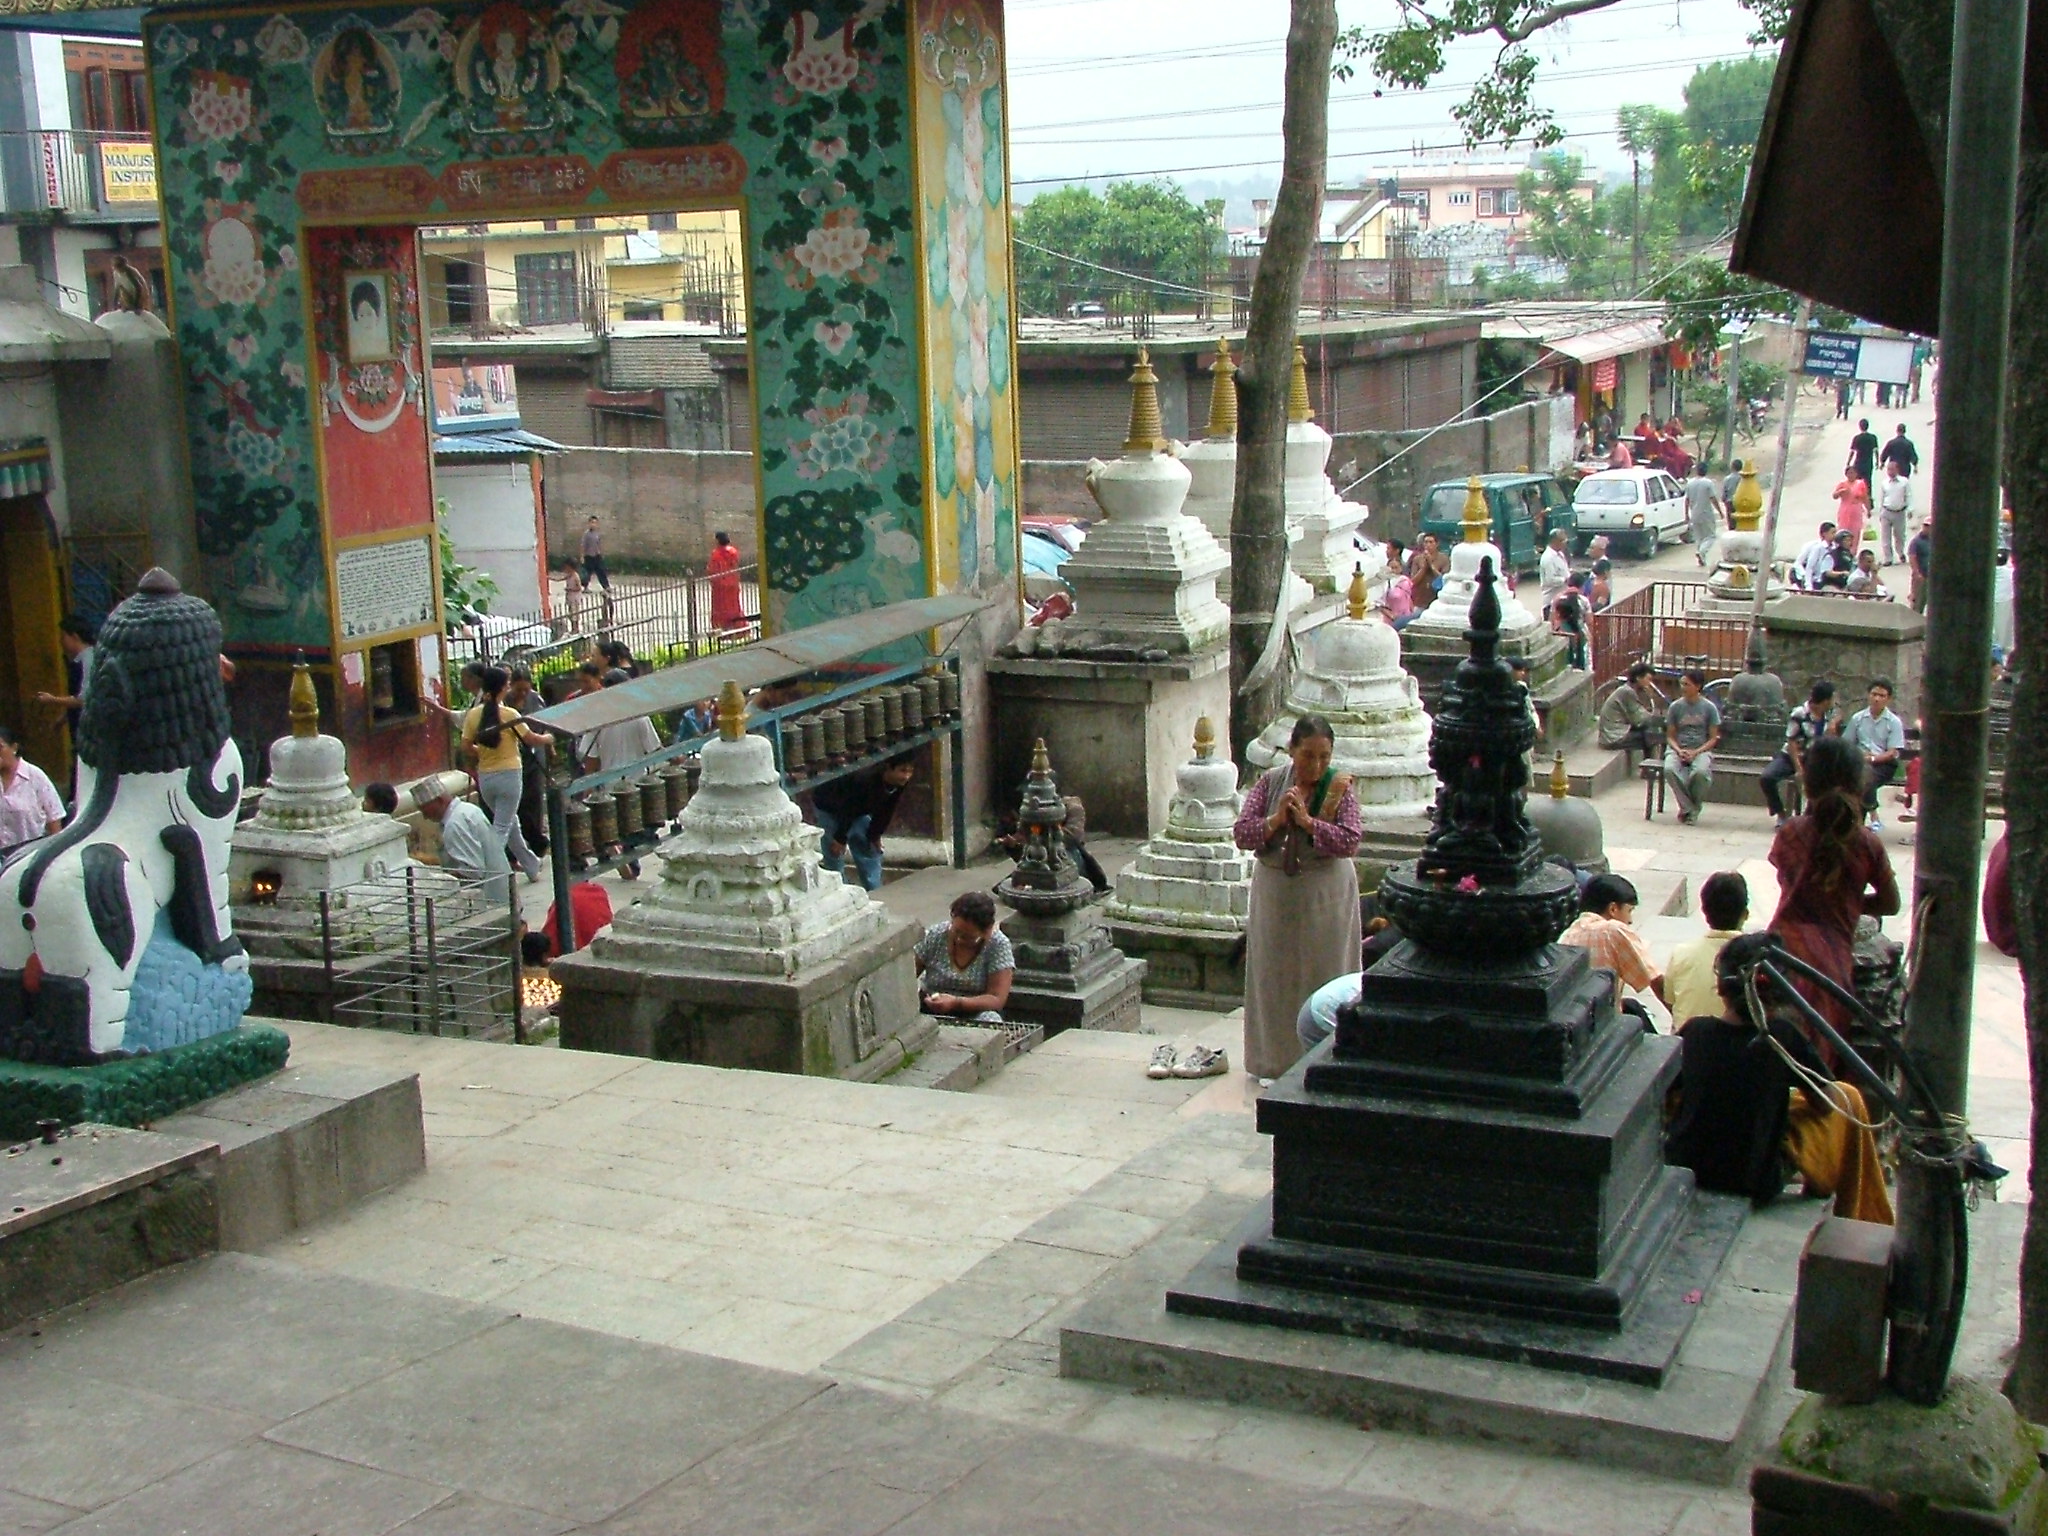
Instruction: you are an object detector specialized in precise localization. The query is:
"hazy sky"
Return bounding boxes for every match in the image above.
[1004,0,1772,200]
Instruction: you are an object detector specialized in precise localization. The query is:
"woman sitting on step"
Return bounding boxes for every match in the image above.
[916,890,1014,1024]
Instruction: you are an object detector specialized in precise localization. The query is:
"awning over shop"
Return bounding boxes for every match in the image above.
[1539,318,1669,366]
[529,592,990,735]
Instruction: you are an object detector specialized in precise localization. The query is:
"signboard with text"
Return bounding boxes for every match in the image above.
[334,535,437,648]
[98,141,157,204]
[1802,331,1915,386]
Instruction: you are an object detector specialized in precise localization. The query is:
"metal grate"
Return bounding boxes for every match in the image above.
[306,866,524,1042]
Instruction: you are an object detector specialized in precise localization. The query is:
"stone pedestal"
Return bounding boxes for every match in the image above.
[1763,595,1926,721]
[1039,349,1230,659]
[1104,718,1251,1009]
[988,647,1229,839]
[996,741,1145,1035]
[554,687,929,1079]
[1167,556,1736,1385]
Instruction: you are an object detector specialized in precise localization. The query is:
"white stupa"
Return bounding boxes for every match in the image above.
[1404,479,1545,648]
[1283,341,1371,595]
[1173,337,1314,615]
[230,655,409,905]
[1040,348,1230,657]
[592,682,892,976]
[1101,715,1253,1007]
[1247,565,1434,822]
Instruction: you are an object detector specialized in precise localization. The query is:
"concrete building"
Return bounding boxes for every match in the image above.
[1480,302,1681,441]
[0,29,162,318]
[1327,159,1597,236]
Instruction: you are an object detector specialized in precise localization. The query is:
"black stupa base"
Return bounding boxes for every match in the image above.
[1168,1188,1748,1386]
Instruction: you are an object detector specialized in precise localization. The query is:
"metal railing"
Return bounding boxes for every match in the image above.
[0,131,155,218]
[1588,580,1748,692]
[449,564,762,692]
[307,865,524,1042]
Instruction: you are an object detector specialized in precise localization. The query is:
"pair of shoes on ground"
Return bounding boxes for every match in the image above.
[1147,1040,1229,1080]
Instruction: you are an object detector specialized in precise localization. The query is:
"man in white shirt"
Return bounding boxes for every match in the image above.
[1538,529,1572,613]
[1795,521,1838,590]
[0,727,63,848]
[1839,679,1906,828]
[412,780,511,902]
[581,669,661,776]
[1877,463,1912,566]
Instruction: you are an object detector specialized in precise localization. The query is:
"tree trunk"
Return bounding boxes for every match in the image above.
[1228,0,1336,766]
[2000,151,2048,1417]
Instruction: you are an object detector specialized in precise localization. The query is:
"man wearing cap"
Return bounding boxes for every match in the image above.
[412,779,510,903]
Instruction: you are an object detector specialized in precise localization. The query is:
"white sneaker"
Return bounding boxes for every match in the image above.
[1171,1045,1229,1079]
[1146,1041,1179,1080]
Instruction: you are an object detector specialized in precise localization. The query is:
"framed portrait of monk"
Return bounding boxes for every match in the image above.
[343,271,393,363]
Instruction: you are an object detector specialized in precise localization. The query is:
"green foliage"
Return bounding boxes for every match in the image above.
[1014,180,1222,316]
[1475,337,1541,402]
[437,515,499,622]
[1682,55,1778,151]
[1517,153,1618,291]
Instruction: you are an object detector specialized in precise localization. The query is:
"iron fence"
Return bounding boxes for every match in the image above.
[1588,581,1748,693]
[306,865,524,1042]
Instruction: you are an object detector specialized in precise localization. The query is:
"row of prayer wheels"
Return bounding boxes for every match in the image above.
[783,671,959,782]
[561,757,699,870]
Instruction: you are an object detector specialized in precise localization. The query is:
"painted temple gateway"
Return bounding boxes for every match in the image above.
[134,0,1023,820]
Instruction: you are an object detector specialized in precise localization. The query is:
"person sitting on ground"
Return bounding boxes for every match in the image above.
[1663,871,1748,1029]
[1767,735,1900,1065]
[1663,932,1894,1223]
[1559,873,1663,1017]
[1662,668,1721,825]
[915,889,1014,1022]
[1761,679,1834,828]
[362,781,400,816]
[811,754,916,891]
[1845,547,1890,598]
[0,725,63,848]
[411,779,510,903]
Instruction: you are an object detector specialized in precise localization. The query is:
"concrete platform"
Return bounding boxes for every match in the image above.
[1061,1186,1812,1483]
[0,1054,423,1327]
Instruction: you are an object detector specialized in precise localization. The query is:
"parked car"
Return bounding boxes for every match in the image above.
[447,607,555,668]
[1415,473,1575,575]
[1570,467,1689,558]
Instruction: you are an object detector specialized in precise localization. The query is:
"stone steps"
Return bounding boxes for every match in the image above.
[884,1022,1045,1093]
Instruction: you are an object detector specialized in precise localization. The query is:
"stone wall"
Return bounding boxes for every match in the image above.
[1021,459,1098,520]
[1332,395,1576,544]
[1762,596,1926,722]
[541,447,758,570]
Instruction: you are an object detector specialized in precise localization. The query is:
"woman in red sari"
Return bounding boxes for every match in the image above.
[1767,735,1900,1060]
[707,530,745,631]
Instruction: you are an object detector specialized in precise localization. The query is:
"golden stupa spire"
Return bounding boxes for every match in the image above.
[1031,737,1052,775]
[1124,348,1166,453]
[1461,475,1491,545]
[1205,337,1238,440]
[1287,340,1313,424]
[1346,563,1369,621]
[1549,750,1569,799]
[718,679,746,741]
[288,650,320,739]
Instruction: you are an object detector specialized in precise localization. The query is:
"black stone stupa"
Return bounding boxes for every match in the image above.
[1168,558,1744,1384]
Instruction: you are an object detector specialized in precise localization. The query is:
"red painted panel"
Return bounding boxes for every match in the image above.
[308,226,433,545]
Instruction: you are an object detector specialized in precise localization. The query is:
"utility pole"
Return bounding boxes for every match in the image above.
[1723,327,1740,471]
[1631,153,1641,290]
[1886,0,2026,1405]
[1749,301,1809,640]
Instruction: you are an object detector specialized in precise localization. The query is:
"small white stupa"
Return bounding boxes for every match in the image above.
[230,654,409,905]
[1698,463,1787,617]
[1283,341,1371,595]
[1103,716,1252,1005]
[1404,479,1545,648]
[554,681,928,1079]
[1041,348,1230,657]
[1248,565,1434,822]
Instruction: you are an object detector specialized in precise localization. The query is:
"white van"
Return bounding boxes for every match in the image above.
[1571,467,1690,558]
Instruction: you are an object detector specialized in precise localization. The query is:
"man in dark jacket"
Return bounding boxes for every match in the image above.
[812,756,915,889]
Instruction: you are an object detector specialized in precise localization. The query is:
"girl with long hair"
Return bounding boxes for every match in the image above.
[1766,734,1900,1061]
[461,664,551,883]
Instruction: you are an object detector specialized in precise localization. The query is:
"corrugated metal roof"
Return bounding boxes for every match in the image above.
[606,334,719,390]
[432,427,565,458]
[530,594,989,734]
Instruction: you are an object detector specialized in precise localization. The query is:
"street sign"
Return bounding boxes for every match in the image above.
[1803,330,1915,385]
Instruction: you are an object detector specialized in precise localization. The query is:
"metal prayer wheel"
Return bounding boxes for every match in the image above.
[882,688,905,739]
[783,721,809,779]
[638,776,668,832]
[821,706,848,765]
[902,682,925,732]
[661,762,690,818]
[938,669,960,720]
[916,675,942,726]
[842,697,868,757]
[584,792,618,851]
[799,715,827,769]
[613,780,644,842]
[863,694,887,744]
[564,800,595,867]
[685,759,702,798]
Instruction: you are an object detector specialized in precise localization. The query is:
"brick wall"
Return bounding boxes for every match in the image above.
[541,448,757,569]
